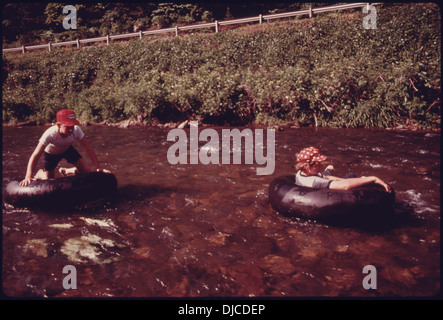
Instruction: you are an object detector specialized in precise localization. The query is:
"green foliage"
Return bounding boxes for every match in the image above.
[3,3,213,46]
[3,3,441,129]
[151,3,214,28]
[2,3,48,44]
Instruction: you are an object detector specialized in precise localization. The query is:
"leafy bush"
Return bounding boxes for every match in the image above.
[3,3,441,129]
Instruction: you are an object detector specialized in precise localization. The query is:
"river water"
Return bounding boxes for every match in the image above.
[2,125,440,298]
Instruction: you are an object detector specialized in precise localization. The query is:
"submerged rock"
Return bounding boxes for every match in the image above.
[23,239,49,258]
[60,234,124,264]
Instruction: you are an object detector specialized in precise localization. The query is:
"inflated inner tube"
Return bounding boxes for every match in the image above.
[268,176,395,225]
[3,171,118,210]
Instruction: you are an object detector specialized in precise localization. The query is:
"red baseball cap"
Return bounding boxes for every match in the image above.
[56,109,80,126]
[296,147,327,164]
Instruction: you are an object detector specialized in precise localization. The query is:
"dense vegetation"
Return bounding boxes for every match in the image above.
[2,2,324,46]
[2,3,441,130]
[3,3,212,46]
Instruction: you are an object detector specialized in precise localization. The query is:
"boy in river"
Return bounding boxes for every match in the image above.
[20,109,109,186]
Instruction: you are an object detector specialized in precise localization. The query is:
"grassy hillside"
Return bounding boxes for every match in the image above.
[2,3,441,130]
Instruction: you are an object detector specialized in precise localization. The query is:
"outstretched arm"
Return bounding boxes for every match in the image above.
[20,143,46,186]
[79,137,110,173]
[79,137,100,171]
[323,175,345,181]
[329,176,391,192]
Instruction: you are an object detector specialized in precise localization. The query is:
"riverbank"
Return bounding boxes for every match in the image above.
[3,118,440,133]
[2,3,440,130]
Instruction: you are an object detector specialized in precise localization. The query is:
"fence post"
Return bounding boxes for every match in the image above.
[215,20,219,33]
[259,14,263,24]
[175,26,179,37]
[139,30,142,39]
[309,6,313,18]
[76,39,80,49]
[21,46,25,54]
[106,35,110,45]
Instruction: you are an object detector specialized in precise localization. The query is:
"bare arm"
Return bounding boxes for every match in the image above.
[78,137,111,173]
[79,137,100,170]
[329,176,391,193]
[323,175,345,181]
[20,143,46,186]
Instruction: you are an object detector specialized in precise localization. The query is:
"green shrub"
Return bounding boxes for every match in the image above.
[2,3,440,129]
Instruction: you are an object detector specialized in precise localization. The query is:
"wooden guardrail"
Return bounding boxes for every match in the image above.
[2,3,377,54]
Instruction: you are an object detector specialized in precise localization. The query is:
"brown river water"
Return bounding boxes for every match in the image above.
[2,125,440,298]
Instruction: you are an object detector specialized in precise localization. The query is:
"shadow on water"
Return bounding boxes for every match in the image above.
[321,200,425,233]
[118,184,176,201]
[117,184,177,203]
[3,184,179,214]
[392,200,429,227]
[2,192,117,214]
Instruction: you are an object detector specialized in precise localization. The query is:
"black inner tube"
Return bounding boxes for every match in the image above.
[269,175,395,226]
[3,171,118,210]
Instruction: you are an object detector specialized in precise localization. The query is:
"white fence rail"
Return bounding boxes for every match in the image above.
[3,3,378,54]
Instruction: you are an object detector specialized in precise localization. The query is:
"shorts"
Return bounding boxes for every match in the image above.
[43,146,82,172]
